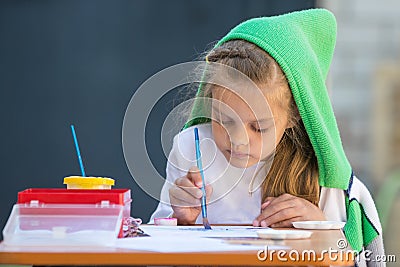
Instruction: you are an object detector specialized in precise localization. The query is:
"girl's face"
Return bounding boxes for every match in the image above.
[211,86,291,168]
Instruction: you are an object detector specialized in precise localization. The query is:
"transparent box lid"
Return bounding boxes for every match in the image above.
[3,203,123,246]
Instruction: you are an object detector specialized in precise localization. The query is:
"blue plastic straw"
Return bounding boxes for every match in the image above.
[70,125,86,177]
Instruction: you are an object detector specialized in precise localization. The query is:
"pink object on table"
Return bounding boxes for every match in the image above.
[154,217,178,226]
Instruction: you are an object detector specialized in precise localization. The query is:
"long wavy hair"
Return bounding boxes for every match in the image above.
[204,40,320,206]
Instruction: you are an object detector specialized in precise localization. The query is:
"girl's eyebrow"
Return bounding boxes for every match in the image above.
[212,105,274,123]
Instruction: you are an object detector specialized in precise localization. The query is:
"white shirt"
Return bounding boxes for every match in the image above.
[149,123,346,224]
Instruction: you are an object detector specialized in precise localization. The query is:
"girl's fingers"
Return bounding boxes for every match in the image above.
[255,194,326,227]
[259,206,300,227]
[256,196,297,222]
[261,200,271,210]
[187,167,204,188]
[171,168,213,207]
[170,167,212,219]
[263,196,275,202]
[169,185,201,207]
[174,177,203,199]
[270,217,302,228]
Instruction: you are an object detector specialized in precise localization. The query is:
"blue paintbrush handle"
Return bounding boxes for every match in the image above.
[194,128,207,218]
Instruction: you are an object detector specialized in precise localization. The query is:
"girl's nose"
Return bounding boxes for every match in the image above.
[229,125,249,146]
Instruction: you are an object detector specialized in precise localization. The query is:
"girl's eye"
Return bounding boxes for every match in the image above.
[252,125,269,133]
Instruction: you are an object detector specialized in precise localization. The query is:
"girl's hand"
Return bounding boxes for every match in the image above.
[169,167,213,225]
[252,193,325,228]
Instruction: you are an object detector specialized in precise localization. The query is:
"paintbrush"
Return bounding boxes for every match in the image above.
[194,127,212,230]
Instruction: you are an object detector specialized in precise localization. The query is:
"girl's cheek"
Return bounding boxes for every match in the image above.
[260,133,276,159]
[212,122,227,144]
[250,136,263,159]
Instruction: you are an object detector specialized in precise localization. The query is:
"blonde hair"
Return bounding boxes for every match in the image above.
[204,40,320,206]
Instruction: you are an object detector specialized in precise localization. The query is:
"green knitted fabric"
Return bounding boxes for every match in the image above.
[344,197,379,251]
[185,8,351,190]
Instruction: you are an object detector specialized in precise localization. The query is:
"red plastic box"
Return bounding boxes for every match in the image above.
[17,188,132,238]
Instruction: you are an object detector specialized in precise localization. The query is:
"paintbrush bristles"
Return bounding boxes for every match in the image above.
[203,217,212,230]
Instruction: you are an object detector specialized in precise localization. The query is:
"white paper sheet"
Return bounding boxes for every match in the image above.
[115,225,289,253]
[140,225,261,238]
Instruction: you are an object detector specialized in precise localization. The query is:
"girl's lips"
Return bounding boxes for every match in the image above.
[229,150,249,158]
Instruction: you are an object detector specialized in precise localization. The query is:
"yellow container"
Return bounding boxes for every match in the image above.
[63,176,115,189]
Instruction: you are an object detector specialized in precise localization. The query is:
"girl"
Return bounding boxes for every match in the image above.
[150,8,384,266]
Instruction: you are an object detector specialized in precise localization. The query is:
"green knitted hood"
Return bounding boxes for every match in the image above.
[185,8,352,190]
